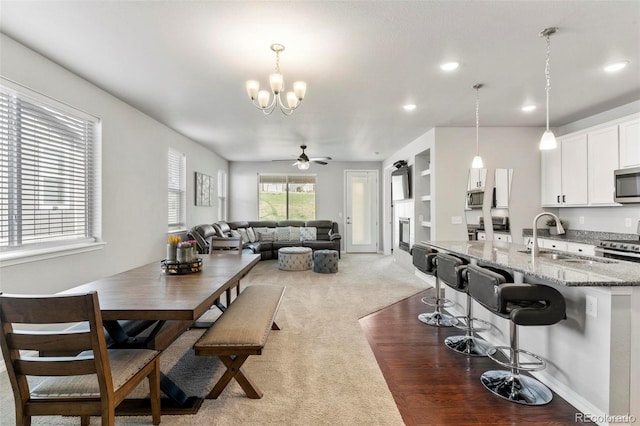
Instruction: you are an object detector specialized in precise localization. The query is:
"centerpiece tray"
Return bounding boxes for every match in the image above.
[161,258,203,274]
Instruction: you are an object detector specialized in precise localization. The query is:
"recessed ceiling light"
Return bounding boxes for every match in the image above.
[403,104,417,111]
[521,105,537,112]
[604,61,629,72]
[440,62,459,71]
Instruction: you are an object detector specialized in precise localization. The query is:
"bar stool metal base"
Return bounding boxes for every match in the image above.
[418,311,458,327]
[444,335,490,356]
[480,370,553,405]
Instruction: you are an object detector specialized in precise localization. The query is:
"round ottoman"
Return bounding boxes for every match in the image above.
[278,247,313,271]
[313,249,339,273]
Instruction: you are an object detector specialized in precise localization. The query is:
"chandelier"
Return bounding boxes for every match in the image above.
[539,27,558,150]
[245,44,307,116]
[471,83,484,169]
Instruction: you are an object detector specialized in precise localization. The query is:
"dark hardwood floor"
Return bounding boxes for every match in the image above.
[360,289,589,426]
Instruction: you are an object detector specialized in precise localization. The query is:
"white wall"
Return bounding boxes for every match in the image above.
[228,161,383,248]
[0,35,228,294]
[433,127,544,244]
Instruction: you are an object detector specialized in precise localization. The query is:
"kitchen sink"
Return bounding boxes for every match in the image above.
[518,249,617,264]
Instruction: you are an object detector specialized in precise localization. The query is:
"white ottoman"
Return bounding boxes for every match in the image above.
[278,247,313,271]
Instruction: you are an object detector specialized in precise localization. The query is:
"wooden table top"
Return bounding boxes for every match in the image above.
[60,253,260,321]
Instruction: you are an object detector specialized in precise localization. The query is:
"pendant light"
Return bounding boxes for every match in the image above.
[539,27,558,150]
[471,83,484,169]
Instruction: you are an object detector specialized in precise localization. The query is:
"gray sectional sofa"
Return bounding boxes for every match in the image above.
[189,220,341,260]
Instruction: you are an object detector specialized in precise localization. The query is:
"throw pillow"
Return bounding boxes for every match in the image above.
[299,226,317,241]
[275,227,291,241]
[289,226,301,241]
[230,229,241,238]
[252,227,269,241]
[246,227,257,243]
[257,230,275,242]
[236,228,249,243]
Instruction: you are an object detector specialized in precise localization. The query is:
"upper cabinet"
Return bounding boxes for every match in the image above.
[619,117,640,168]
[588,126,619,205]
[541,114,638,208]
[494,168,513,209]
[541,133,588,206]
[468,168,487,190]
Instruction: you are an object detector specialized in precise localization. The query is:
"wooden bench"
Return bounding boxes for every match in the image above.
[193,285,285,399]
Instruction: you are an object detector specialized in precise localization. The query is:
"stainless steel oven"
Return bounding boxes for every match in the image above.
[594,221,640,263]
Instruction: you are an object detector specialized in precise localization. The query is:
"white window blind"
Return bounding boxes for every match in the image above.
[0,81,98,251]
[167,148,186,230]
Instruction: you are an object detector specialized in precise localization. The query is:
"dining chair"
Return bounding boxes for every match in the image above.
[209,237,243,253]
[0,291,161,426]
[210,237,244,307]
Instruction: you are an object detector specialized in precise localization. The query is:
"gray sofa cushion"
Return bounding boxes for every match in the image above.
[305,220,334,240]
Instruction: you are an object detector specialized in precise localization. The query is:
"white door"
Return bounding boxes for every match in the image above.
[345,170,378,253]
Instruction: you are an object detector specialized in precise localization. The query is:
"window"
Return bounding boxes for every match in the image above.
[258,174,316,220]
[167,148,186,231]
[0,79,100,254]
[218,170,227,221]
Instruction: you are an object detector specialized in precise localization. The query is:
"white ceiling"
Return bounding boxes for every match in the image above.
[1,1,639,162]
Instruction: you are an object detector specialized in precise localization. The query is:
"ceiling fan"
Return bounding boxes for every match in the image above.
[291,145,332,169]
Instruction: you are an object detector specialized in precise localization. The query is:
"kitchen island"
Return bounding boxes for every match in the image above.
[418,240,639,425]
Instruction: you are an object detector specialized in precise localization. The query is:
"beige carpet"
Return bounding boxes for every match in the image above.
[0,253,427,425]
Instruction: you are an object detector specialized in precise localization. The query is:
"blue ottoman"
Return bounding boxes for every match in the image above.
[313,249,339,273]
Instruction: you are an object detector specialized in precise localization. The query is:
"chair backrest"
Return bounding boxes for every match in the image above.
[436,253,468,290]
[209,237,243,254]
[0,292,113,407]
[467,264,510,312]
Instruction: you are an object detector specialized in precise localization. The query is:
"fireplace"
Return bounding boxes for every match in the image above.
[398,217,410,252]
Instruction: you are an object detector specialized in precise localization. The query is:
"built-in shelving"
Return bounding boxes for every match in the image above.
[414,149,432,242]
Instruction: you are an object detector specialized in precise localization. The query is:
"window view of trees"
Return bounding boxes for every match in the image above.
[258,175,316,221]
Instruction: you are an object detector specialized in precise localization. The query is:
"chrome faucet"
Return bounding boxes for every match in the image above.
[531,212,565,258]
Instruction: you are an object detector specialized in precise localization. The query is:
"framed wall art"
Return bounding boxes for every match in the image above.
[195,172,213,206]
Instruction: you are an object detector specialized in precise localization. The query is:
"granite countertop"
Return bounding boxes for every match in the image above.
[522,228,640,246]
[420,240,640,287]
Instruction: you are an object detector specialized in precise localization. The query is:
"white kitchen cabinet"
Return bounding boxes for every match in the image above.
[524,237,595,256]
[561,133,589,205]
[565,241,596,256]
[619,117,640,168]
[468,168,486,190]
[494,168,512,209]
[494,233,512,243]
[539,239,568,251]
[541,133,588,206]
[588,125,619,205]
[541,146,562,206]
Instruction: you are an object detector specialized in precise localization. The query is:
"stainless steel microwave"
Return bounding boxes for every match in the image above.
[467,187,496,209]
[614,166,640,203]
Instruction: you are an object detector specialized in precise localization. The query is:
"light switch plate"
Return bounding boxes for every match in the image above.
[625,218,632,227]
[586,295,597,318]
[451,216,462,224]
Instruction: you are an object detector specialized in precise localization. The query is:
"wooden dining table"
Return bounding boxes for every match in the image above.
[59,252,261,413]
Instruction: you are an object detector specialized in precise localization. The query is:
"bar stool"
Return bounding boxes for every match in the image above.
[417,248,458,327]
[437,253,491,356]
[466,264,566,405]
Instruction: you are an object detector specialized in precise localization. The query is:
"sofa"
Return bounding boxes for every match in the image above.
[189,220,341,260]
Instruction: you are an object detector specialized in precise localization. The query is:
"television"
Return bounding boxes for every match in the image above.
[392,166,411,201]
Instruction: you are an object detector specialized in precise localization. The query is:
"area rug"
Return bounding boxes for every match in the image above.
[0,253,428,425]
